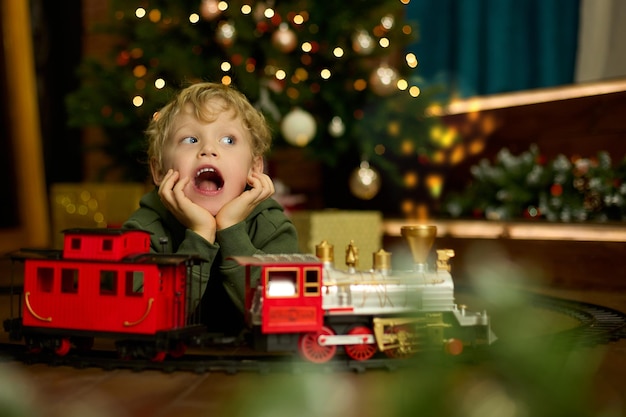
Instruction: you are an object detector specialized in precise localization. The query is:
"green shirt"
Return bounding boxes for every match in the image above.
[122,188,299,334]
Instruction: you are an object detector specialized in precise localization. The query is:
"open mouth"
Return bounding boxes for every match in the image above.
[195,167,224,192]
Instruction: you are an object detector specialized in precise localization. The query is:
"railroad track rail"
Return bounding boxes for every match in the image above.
[1,290,625,374]
[529,292,626,346]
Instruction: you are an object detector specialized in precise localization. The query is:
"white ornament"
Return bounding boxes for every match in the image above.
[272,23,297,53]
[352,29,375,55]
[328,116,345,137]
[216,20,236,48]
[281,108,316,147]
[369,62,399,96]
[200,0,221,21]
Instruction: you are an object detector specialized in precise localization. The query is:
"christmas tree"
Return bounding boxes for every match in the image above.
[67,0,456,210]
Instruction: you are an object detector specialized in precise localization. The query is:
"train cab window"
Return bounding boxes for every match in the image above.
[70,237,81,250]
[61,268,79,294]
[304,268,320,296]
[36,267,54,293]
[100,270,118,295]
[101,239,113,252]
[266,269,297,297]
[125,270,144,297]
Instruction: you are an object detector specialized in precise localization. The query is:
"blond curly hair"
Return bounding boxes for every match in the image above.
[147,82,272,177]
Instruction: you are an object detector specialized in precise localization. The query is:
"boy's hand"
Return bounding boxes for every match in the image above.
[158,169,217,243]
[216,171,275,230]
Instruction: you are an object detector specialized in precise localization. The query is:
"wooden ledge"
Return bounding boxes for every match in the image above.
[383,219,626,242]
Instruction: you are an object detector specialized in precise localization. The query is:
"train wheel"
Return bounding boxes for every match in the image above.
[54,338,71,356]
[298,326,337,363]
[25,337,42,354]
[73,337,94,352]
[344,326,377,361]
[169,342,187,358]
[151,351,167,362]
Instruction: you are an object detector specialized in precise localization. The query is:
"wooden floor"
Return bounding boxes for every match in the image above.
[1,263,625,416]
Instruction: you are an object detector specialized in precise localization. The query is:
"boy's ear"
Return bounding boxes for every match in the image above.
[150,158,164,185]
[251,155,264,174]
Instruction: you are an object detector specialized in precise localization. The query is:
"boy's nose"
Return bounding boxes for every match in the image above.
[199,142,218,157]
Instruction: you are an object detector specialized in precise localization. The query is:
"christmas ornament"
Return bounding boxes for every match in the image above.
[216,20,236,47]
[349,161,381,200]
[116,50,130,66]
[352,28,375,55]
[200,0,221,21]
[328,116,345,137]
[272,23,297,53]
[280,107,316,147]
[369,62,399,96]
[253,3,265,20]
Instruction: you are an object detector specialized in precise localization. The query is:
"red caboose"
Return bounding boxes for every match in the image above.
[12,229,204,359]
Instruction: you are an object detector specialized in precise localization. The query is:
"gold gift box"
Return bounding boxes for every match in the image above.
[50,183,149,248]
[290,210,383,270]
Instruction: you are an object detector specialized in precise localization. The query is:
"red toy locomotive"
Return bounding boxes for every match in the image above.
[4,225,496,363]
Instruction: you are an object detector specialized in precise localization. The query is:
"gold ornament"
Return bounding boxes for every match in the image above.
[349,161,381,200]
[272,23,297,53]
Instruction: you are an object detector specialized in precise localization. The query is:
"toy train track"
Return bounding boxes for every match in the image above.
[2,289,624,374]
[528,291,626,346]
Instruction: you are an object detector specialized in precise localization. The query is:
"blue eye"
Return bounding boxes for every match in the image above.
[220,136,235,145]
[181,137,198,144]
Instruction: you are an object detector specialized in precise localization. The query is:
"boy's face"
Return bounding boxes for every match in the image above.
[152,102,262,215]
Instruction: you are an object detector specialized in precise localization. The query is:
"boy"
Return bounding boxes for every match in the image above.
[123,82,299,335]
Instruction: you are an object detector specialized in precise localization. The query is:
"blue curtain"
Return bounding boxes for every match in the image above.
[406,0,581,98]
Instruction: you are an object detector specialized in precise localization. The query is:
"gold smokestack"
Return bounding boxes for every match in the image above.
[401,225,437,271]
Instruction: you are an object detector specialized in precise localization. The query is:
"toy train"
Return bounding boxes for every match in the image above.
[3,225,496,364]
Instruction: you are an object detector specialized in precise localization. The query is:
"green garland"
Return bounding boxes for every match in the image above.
[444,145,626,222]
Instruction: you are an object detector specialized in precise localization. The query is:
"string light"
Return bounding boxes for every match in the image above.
[133,65,147,78]
[148,9,161,22]
[189,13,200,23]
[135,8,146,18]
